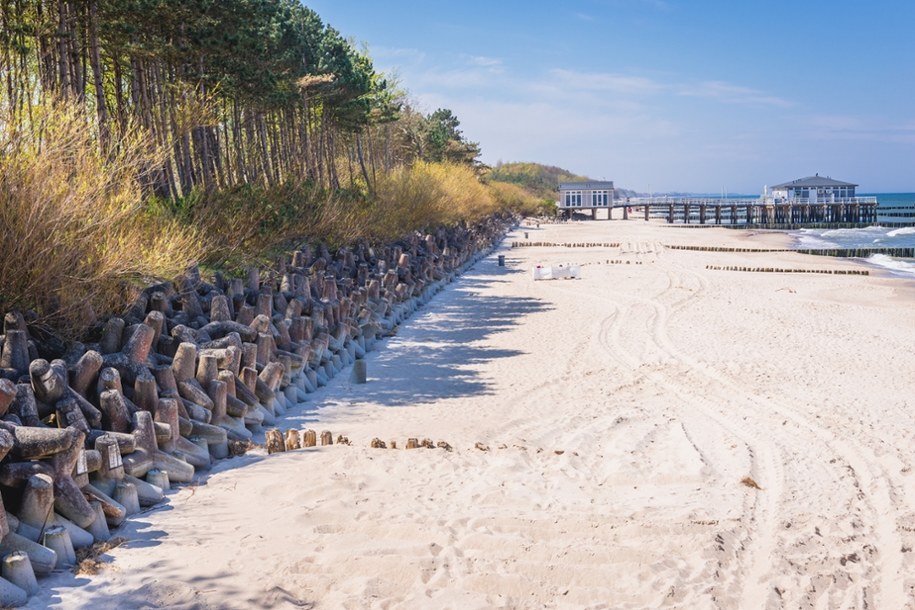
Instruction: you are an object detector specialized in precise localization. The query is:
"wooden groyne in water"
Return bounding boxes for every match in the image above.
[724,223,883,231]
[0,216,513,606]
[797,247,915,258]
[667,244,914,258]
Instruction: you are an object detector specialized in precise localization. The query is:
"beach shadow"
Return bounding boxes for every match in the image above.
[286,272,552,415]
[467,261,526,278]
[30,253,548,609]
[69,569,256,610]
[38,507,304,610]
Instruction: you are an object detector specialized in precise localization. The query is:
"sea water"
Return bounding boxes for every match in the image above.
[791,193,915,279]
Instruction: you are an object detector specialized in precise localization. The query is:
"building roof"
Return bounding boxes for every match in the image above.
[559,181,614,190]
[771,175,857,189]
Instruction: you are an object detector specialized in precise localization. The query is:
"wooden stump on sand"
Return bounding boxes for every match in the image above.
[285,429,301,450]
[265,428,285,454]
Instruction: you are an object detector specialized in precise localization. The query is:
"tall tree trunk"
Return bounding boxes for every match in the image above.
[69,0,84,102]
[243,110,261,184]
[256,112,273,187]
[56,0,71,95]
[112,57,127,131]
[87,0,108,145]
[356,133,371,192]
[231,99,247,183]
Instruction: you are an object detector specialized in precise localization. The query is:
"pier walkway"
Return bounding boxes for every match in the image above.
[635,197,879,226]
[562,197,915,228]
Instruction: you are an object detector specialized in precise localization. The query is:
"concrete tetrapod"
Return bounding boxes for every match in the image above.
[0,425,96,529]
[85,435,128,528]
[0,216,515,605]
[1,551,36,602]
[207,379,251,442]
[16,474,54,542]
[121,412,195,483]
[42,526,76,567]
[0,532,56,576]
[156,397,210,469]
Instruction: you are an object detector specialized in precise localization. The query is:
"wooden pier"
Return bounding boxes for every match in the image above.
[557,197,915,228]
[634,197,879,227]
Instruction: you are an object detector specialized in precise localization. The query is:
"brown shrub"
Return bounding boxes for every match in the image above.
[0,99,202,337]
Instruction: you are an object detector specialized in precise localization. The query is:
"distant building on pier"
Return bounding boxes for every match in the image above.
[770,175,857,203]
[557,181,615,211]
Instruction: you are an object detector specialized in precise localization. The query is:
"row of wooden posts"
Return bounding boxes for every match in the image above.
[517,241,910,260]
[705,265,869,275]
[510,242,621,248]
[262,429,456,453]
[264,428,348,453]
[672,244,914,258]
[0,214,515,606]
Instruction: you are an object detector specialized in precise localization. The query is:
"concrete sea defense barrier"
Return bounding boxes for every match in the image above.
[0,215,514,605]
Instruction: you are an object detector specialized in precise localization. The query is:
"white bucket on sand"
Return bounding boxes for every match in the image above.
[532,263,580,280]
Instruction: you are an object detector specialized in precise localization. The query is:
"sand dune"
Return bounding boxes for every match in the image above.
[32,220,915,609]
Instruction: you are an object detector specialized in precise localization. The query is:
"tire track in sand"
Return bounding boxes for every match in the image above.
[541,279,783,607]
[543,260,906,608]
[646,264,906,609]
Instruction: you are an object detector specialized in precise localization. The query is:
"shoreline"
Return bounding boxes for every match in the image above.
[34,219,915,609]
[663,221,915,281]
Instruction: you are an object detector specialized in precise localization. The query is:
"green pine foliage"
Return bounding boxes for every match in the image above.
[0,1,536,335]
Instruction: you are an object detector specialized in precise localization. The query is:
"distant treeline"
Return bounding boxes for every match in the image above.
[486,162,636,201]
[0,0,481,197]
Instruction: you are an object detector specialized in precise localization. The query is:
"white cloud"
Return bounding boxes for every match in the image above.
[371,46,426,63]
[548,69,665,95]
[543,70,792,109]
[461,54,503,68]
[806,114,915,144]
[597,0,672,11]
[391,62,825,190]
[678,81,794,108]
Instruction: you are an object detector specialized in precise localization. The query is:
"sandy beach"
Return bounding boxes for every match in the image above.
[31,219,915,610]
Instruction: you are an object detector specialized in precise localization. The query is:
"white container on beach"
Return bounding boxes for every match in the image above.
[532,264,580,280]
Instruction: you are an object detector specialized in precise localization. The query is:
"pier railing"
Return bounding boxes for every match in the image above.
[625,196,880,226]
[556,196,911,226]
[631,196,878,206]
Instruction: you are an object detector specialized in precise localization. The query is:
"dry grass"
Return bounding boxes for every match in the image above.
[191,161,509,269]
[0,99,202,337]
[74,536,128,575]
[488,180,553,216]
[0,100,514,339]
[371,162,498,239]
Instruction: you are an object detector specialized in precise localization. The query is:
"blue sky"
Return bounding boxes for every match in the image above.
[305,1,915,193]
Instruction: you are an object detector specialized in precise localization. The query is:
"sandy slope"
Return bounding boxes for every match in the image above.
[31,220,915,609]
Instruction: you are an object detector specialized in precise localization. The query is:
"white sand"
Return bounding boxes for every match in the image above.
[31,220,915,609]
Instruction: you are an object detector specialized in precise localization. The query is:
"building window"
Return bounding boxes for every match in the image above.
[592,190,609,206]
[564,191,582,207]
